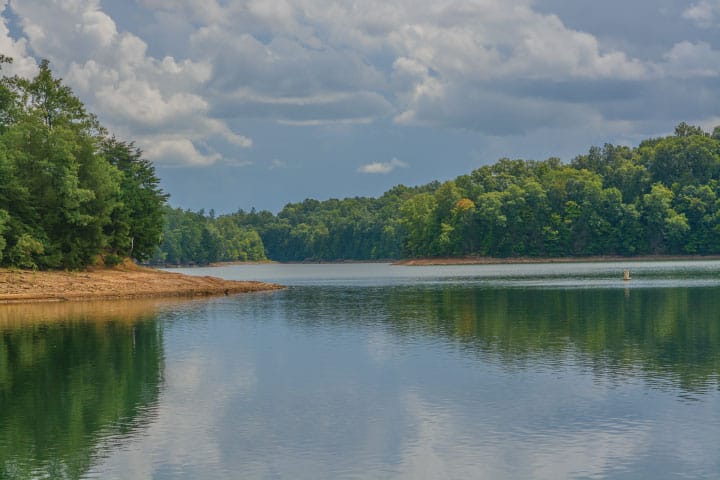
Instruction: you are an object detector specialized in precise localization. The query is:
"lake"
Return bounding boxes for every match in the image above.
[2,261,720,479]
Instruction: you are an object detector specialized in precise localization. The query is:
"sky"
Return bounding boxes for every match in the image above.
[2,0,720,213]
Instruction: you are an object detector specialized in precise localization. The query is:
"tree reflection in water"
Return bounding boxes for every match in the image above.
[283,285,720,394]
[0,300,167,479]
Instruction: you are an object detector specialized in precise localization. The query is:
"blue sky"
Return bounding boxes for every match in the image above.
[2,0,720,212]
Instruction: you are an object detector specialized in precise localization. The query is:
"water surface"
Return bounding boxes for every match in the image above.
[2,262,720,479]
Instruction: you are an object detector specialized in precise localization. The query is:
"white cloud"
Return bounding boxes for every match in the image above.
[3,0,718,160]
[223,159,253,168]
[378,1,651,130]
[683,1,720,27]
[142,137,222,166]
[269,159,286,170]
[0,1,36,77]
[132,0,656,132]
[358,158,408,174]
[191,27,390,124]
[5,0,251,167]
[662,41,720,78]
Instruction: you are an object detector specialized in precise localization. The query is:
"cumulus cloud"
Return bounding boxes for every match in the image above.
[0,1,36,77]
[662,41,720,78]
[2,0,719,168]
[5,0,251,167]
[142,137,222,166]
[683,1,720,27]
[191,28,390,124]
[218,89,393,125]
[358,158,408,174]
[119,0,661,133]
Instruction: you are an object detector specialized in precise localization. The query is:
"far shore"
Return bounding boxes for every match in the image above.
[167,254,720,268]
[394,255,720,266]
[208,260,279,267]
[163,259,393,268]
[0,261,283,304]
[153,260,279,269]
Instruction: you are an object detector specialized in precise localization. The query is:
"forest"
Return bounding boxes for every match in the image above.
[156,122,720,264]
[0,57,167,269]
[2,57,720,268]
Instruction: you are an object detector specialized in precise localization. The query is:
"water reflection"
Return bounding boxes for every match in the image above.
[279,285,720,394]
[116,284,715,479]
[3,276,720,479]
[0,301,166,479]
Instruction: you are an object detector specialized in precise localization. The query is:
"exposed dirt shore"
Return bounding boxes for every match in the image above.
[394,255,720,266]
[0,261,283,304]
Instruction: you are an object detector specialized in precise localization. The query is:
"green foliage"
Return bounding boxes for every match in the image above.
[0,59,166,269]
[159,121,720,263]
[103,253,123,267]
[0,208,8,261]
[7,233,44,269]
[102,138,167,262]
[151,121,720,263]
[152,207,267,265]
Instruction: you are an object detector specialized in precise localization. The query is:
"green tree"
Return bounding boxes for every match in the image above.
[102,138,167,261]
[0,59,166,269]
[642,183,689,253]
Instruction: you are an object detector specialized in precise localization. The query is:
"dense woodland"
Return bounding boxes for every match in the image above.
[2,58,720,268]
[0,58,166,269]
[157,122,720,264]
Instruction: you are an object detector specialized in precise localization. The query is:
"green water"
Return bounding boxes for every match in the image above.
[2,262,720,479]
[0,305,163,479]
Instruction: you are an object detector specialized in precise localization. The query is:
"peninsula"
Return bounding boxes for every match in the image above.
[0,260,282,304]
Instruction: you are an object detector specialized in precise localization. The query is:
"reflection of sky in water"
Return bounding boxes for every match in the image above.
[85,264,720,479]
[172,260,720,288]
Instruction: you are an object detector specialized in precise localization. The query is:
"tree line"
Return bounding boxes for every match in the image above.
[157,122,720,264]
[154,206,266,265]
[2,58,717,267]
[0,58,167,269]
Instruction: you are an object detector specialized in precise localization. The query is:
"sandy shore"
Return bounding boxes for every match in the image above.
[0,261,283,304]
[394,255,720,266]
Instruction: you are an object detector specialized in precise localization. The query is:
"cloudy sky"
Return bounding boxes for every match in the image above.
[2,0,720,212]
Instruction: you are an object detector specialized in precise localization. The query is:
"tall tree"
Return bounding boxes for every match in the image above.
[102,138,167,262]
[0,59,166,269]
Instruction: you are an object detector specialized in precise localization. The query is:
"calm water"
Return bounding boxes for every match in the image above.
[2,262,720,479]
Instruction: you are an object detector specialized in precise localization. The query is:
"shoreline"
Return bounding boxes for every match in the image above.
[207,260,278,267]
[0,262,283,304]
[393,255,720,266]
[157,260,279,268]
[171,255,720,268]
